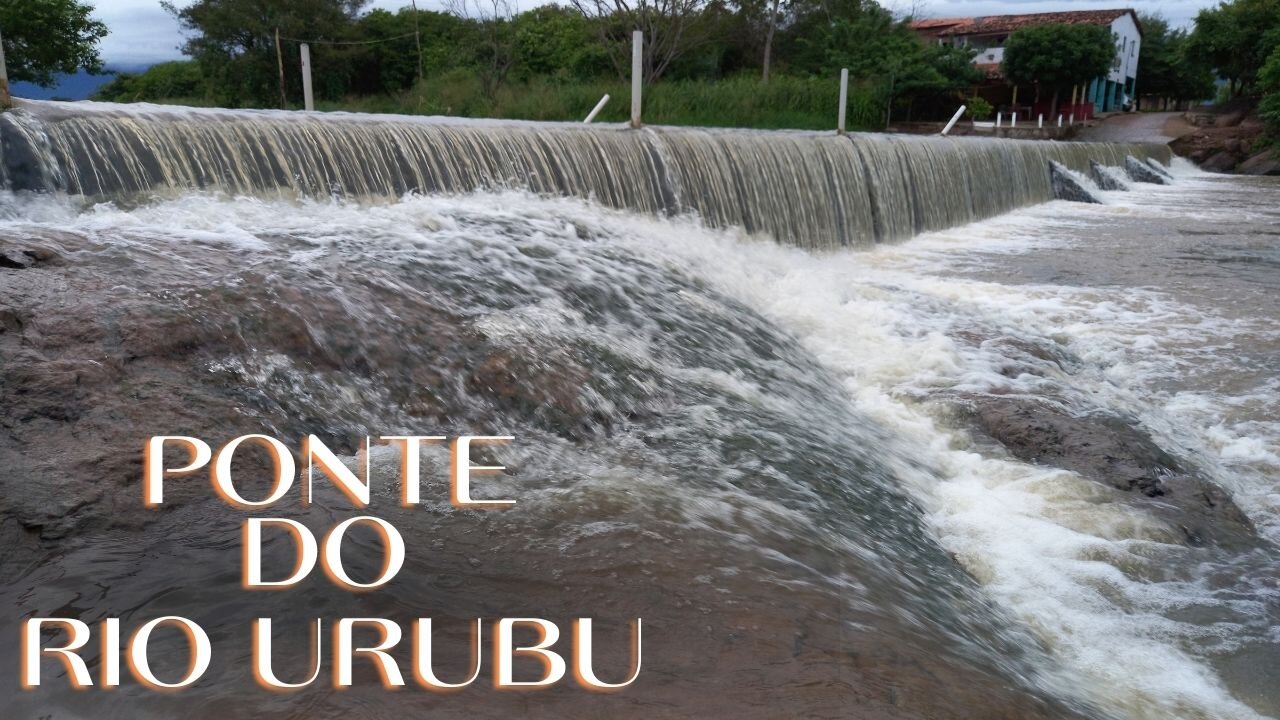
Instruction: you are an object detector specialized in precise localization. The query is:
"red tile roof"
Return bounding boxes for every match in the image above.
[911,9,1140,38]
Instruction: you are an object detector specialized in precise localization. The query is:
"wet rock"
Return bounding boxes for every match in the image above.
[1144,157,1174,180]
[1049,161,1101,204]
[1089,161,1128,191]
[961,395,1257,549]
[1237,149,1280,176]
[1124,156,1170,184]
[1201,151,1240,173]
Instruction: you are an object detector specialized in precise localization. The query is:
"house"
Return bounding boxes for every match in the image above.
[912,9,1142,119]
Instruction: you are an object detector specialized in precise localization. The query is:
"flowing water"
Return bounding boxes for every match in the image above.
[0,103,1275,720]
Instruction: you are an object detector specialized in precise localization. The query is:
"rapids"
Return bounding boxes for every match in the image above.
[0,102,1275,720]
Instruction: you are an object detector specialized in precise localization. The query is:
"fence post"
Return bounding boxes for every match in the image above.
[1010,113,1017,128]
[630,31,642,129]
[1069,113,1075,126]
[274,28,287,110]
[583,94,610,123]
[300,43,315,112]
[837,68,849,135]
[1057,114,1063,127]
[940,105,966,136]
[996,112,1002,128]
[1038,113,1043,129]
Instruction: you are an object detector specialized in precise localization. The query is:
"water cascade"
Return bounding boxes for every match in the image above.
[1,100,1170,247]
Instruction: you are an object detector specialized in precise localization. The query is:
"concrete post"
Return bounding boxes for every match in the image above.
[1038,114,1044,129]
[837,68,848,135]
[1,26,13,109]
[300,43,315,111]
[1010,113,1017,128]
[1057,114,1063,127]
[996,112,1002,128]
[630,31,642,129]
[583,94,610,123]
[1069,113,1075,126]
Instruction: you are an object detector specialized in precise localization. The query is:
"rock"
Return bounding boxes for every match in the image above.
[1237,149,1280,176]
[1216,109,1248,128]
[1049,161,1101,203]
[1090,161,1128,191]
[961,395,1258,550]
[1200,150,1240,173]
[1124,155,1170,184]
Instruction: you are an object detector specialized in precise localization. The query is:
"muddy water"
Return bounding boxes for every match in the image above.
[0,162,1276,720]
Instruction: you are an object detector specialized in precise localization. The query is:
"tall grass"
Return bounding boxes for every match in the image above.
[319,70,884,131]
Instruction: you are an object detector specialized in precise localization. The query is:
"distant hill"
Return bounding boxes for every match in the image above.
[11,65,152,101]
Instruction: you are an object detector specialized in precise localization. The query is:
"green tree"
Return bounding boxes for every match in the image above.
[1187,0,1280,96]
[1260,44,1280,135]
[1138,13,1214,108]
[162,0,369,107]
[0,0,108,86]
[93,60,207,102]
[1002,23,1114,117]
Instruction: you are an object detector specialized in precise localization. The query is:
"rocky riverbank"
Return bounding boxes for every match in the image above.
[1170,102,1280,175]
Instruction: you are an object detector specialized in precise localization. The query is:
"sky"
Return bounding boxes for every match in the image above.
[95,0,1220,67]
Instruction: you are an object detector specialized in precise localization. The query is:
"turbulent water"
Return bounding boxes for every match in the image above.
[1,100,1171,247]
[0,103,1275,720]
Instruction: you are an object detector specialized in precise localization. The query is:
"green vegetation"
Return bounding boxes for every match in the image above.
[93,0,979,131]
[1187,0,1280,97]
[1186,0,1280,139]
[320,72,881,130]
[1001,23,1113,117]
[1137,14,1215,109]
[0,0,108,86]
[1261,47,1280,141]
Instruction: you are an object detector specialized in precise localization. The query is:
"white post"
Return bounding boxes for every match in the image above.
[940,105,966,136]
[996,112,1002,128]
[1058,114,1063,127]
[300,43,315,112]
[583,94,610,123]
[630,30,642,129]
[1038,113,1044,128]
[1069,113,1075,126]
[1010,113,1017,128]
[837,68,849,135]
[0,26,10,109]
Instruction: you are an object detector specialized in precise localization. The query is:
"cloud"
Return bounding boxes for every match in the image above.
[90,0,1217,67]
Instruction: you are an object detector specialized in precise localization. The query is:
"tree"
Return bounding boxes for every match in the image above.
[566,0,721,83]
[1002,23,1113,117]
[1260,44,1280,134]
[1137,13,1214,109]
[162,0,369,106]
[445,0,516,98]
[1187,0,1280,96]
[0,0,108,86]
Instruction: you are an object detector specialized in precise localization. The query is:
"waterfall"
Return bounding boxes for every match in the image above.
[1,100,1172,247]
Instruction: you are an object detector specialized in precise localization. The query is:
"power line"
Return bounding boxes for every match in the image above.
[279,32,419,47]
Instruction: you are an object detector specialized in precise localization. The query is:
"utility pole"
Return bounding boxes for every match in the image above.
[275,28,287,110]
[410,0,424,84]
[0,26,11,110]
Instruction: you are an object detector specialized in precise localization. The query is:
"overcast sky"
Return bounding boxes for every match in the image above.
[95,0,1219,67]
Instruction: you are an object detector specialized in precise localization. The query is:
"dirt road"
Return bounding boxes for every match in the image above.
[1077,111,1193,144]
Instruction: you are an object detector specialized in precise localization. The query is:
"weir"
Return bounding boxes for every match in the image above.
[0,100,1172,248]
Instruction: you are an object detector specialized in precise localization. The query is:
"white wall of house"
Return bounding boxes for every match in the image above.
[1110,13,1141,84]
